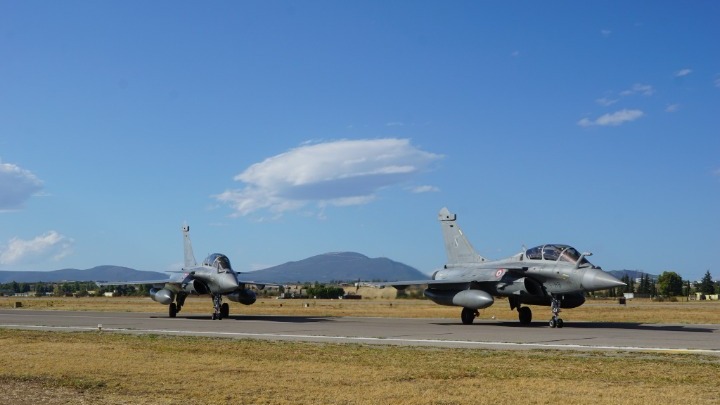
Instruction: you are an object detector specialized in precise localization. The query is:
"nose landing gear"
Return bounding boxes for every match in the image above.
[211,294,226,320]
[549,296,564,328]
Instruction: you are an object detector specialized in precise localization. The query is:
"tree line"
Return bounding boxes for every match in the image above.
[0,281,149,297]
[607,270,717,298]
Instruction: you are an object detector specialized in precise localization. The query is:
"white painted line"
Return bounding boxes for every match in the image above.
[2,324,719,355]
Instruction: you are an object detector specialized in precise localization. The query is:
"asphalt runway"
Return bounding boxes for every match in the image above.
[1,309,719,355]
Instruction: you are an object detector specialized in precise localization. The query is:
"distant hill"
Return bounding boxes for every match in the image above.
[609,270,658,281]
[0,266,168,284]
[243,252,429,284]
[0,253,428,285]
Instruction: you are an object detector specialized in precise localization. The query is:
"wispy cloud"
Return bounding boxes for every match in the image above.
[578,109,644,127]
[713,168,720,178]
[410,185,440,193]
[714,75,720,88]
[511,50,520,57]
[675,68,692,77]
[596,97,619,107]
[386,122,405,127]
[665,104,680,113]
[620,83,654,96]
[0,161,44,211]
[215,139,443,217]
[601,29,612,37]
[0,231,74,265]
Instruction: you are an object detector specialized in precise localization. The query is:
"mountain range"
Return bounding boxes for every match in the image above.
[243,252,428,283]
[0,252,429,284]
[1,254,653,285]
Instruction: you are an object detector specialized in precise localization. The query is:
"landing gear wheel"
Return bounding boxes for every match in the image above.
[220,303,229,318]
[518,306,532,325]
[169,303,177,318]
[460,308,478,325]
[549,295,563,329]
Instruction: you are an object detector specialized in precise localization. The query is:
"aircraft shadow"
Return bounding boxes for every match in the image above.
[430,321,716,333]
[153,314,329,323]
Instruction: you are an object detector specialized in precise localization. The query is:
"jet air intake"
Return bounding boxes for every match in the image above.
[495,277,544,296]
[149,288,174,305]
[424,289,494,310]
[182,279,210,295]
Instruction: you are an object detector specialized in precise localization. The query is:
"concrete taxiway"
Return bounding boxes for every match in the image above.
[1,309,718,355]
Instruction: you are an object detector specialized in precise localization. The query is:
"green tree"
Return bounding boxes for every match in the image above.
[657,271,683,297]
[698,270,715,295]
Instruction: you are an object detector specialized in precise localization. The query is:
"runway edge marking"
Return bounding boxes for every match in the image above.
[2,324,719,355]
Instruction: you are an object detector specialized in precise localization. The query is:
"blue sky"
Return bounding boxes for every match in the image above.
[1,1,718,281]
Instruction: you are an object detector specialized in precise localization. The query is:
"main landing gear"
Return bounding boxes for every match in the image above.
[460,308,479,324]
[211,294,230,320]
[549,296,564,328]
[169,293,187,318]
[509,296,532,325]
[518,306,532,324]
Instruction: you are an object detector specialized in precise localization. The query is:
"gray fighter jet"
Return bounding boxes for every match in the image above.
[380,208,625,328]
[99,225,272,320]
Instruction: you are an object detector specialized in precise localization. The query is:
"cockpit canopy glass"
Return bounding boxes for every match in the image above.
[203,253,232,273]
[525,244,591,266]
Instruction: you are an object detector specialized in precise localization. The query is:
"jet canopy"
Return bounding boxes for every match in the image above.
[202,253,233,273]
[525,244,592,266]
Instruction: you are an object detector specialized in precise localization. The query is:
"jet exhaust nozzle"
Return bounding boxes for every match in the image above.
[149,288,174,305]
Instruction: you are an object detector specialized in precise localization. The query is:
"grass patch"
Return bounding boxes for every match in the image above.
[1,329,719,404]
[3,296,720,324]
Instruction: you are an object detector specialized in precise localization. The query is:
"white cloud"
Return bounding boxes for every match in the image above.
[596,97,618,107]
[620,83,654,96]
[386,122,405,127]
[511,50,520,57]
[713,168,720,177]
[0,231,74,265]
[675,68,692,77]
[0,161,44,211]
[601,29,612,37]
[715,76,720,88]
[665,104,680,113]
[578,109,644,127]
[410,185,440,193]
[215,138,443,217]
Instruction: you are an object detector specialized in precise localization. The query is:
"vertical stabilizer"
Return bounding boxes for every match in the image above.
[182,223,196,269]
[438,207,486,264]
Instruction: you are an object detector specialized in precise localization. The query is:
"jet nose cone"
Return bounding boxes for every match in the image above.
[582,268,626,291]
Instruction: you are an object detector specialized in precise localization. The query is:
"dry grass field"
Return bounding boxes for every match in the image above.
[2,296,720,403]
[3,294,720,324]
[1,329,719,405]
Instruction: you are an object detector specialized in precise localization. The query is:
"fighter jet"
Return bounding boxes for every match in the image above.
[379,208,625,328]
[98,225,273,320]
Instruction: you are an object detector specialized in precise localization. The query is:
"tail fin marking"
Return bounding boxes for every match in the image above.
[438,207,487,264]
[182,223,197,269]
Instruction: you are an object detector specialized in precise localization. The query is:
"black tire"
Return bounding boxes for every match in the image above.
[518,307,532,324]
[169,303,177,318]
[549,318,556,328]
[556,318,564,328]
[220,303,229,318]
[460,308,475,325]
